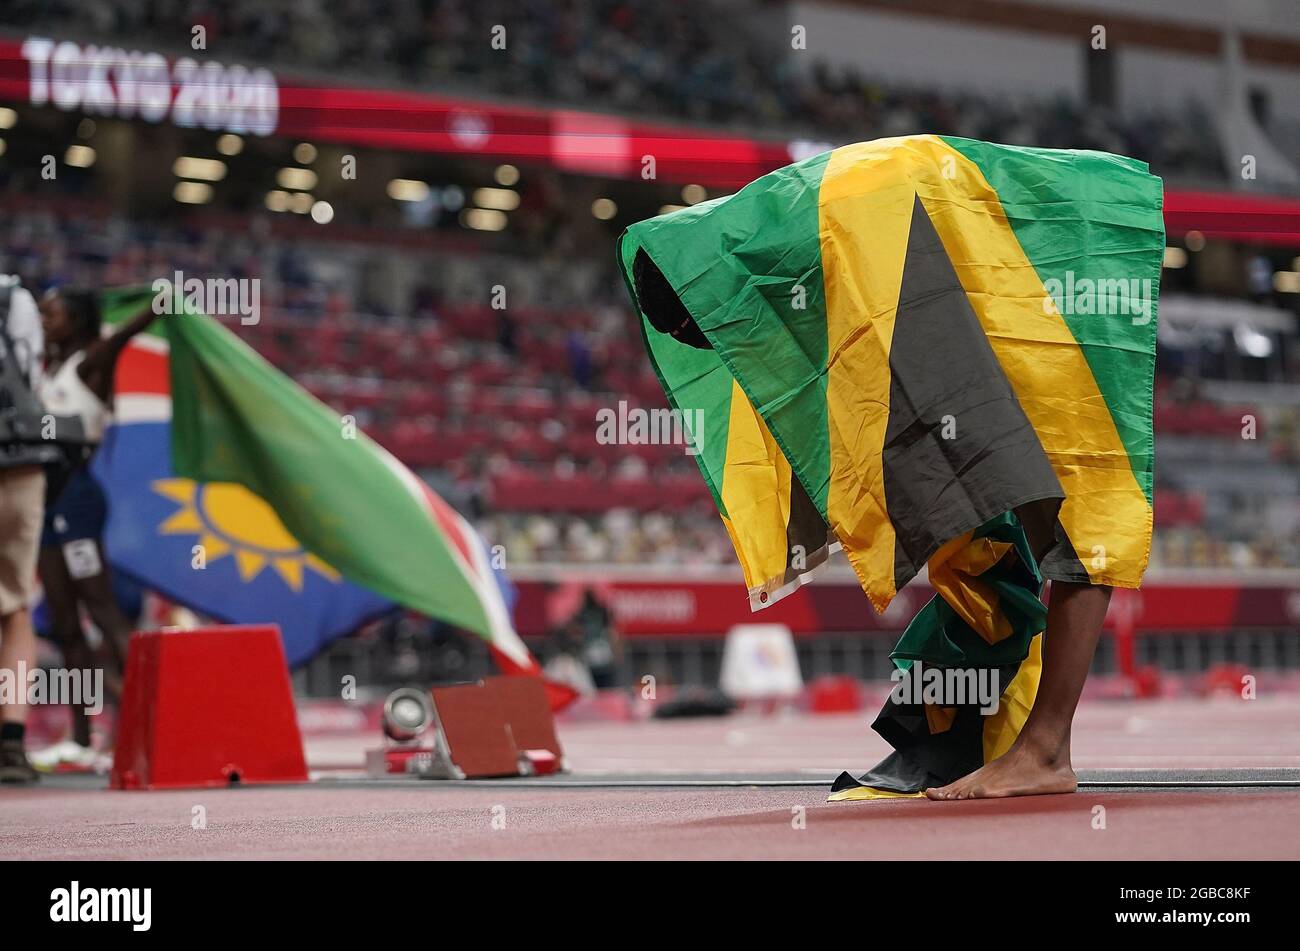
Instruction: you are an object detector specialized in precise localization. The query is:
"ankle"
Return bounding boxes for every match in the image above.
[1013,731,1071,769]
[0,721,25,744]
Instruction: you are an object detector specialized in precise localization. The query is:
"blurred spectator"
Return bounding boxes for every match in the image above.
[546,587,620,689]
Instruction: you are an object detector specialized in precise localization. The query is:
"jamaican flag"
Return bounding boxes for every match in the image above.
[618,135,1163,798]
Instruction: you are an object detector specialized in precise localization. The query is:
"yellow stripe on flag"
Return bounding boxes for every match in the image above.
[917,137,1151,587]
[818,141,915,610]
[827,786,927,802]
[817,137,1150,594]
[720,379,795,592]
[983,633,1043,763]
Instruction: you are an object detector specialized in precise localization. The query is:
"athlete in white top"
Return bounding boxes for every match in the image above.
[40,289,156,442]
[32,288,158,769]
[38,350,112,444]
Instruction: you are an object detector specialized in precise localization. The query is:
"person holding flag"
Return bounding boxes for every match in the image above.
[90,287,574,710]
[31,288,159,771]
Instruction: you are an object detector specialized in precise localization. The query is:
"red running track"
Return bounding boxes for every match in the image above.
[2,696,1298,860]
[1,784,1295,860]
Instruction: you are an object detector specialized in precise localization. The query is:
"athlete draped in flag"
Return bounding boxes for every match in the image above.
[623,135,1162,800]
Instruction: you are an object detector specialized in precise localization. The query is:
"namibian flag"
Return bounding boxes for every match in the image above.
[619,135,1163,795]
[96,289,570,708]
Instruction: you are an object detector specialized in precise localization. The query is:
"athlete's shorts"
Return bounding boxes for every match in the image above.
[42,466,108,548]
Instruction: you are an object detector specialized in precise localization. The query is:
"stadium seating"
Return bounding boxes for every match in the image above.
[9,0,1227,179]
[2,186,1296,572]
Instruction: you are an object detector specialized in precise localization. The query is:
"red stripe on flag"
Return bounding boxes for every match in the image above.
[489,643,579,712]
[115,344,170,396]
[416,481,476,570]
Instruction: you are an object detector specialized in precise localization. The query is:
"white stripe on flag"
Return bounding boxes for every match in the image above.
[460,510,533,669]
[373,436,533,667]
[128,333,170,355]
[114,393,172,424]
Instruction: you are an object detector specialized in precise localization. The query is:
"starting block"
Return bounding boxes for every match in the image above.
[366,676,565,780]
[111,625,309,790]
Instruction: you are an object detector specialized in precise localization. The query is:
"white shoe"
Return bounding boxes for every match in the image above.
[29,739,101,773]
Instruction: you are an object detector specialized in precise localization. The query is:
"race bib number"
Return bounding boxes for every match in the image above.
[63,539,103,580]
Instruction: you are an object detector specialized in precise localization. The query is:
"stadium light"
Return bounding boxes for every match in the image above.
[381,687,434,743]
[64,145,96,168]
[264,190,290,212]
[0,107,15,129]
[591,198,617,220]
[0,140,6,157]
[1162,247,1188,269]
[387,178,430,202]
[173,181,213,204]
[658,204,686,215]
[681,183,707,205]
[472,186,520,211]
[1274,271,1300,294]
[217,134,244,156]
[277,167,318,190]
[173,157,228,182]
[294,142,318,164]
[1185,230,1206,252]
[289,192,314,214]
[460,208,507,232]
[495,164,520,186]
[310,200,334,224]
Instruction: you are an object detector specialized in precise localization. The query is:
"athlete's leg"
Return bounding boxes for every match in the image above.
[38,546,95,748]
[68,542,133,702]
[926,580,1111,799]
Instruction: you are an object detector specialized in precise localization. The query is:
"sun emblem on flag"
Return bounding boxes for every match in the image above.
[152,478,339,591]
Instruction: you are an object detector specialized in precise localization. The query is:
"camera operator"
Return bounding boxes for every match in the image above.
[0,276,47,783]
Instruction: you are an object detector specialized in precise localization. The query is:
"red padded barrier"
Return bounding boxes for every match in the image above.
[111,625,308,790]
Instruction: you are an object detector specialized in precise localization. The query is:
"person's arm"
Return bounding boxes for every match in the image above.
[7,287,44,392]
[77,305,160,402]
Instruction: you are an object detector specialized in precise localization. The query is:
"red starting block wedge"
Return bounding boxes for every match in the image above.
[111,625,309,790]
[520,749,561,776]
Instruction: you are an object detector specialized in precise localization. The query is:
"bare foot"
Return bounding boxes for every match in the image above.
[925,742,1077,800]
